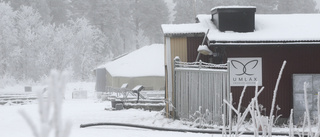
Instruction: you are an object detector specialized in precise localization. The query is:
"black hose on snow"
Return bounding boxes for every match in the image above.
[80,122,295,136]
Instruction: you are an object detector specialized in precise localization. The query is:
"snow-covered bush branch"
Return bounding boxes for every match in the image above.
[223,61,286,137]
[19,70,71,137]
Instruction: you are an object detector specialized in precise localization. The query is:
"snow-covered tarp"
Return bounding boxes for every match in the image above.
[98,44,164,77]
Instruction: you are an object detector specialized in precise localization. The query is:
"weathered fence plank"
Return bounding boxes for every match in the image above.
[173,58,229,125]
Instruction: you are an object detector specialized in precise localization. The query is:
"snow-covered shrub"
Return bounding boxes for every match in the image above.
[19,70,71,137]
[224,84,266,137]
[222,61,286,137]
[189,106,211,128]
[223,60,320,137]
[0,73,17,88]
[19,77,36,86]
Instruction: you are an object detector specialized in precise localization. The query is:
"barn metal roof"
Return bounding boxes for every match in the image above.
[162,13,320,44]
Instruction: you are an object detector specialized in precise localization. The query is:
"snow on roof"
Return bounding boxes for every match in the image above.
[98,44,164,77]
[211,6,256,11]
[162,13,320,43]
[161,24,207,36]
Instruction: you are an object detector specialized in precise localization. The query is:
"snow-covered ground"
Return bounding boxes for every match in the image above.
[0,82,218,137]
[0,82,296,137]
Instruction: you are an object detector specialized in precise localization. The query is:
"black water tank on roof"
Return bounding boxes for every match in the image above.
[211,6,256,32]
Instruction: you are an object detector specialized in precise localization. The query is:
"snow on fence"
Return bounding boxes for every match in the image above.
[173,57,230,125]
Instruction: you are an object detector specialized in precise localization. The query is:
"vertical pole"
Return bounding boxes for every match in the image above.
[195,29,209,62]
[226,61,231,125]
[137,91,140,103]
[173,57,180,119]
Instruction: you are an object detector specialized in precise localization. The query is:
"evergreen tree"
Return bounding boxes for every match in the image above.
[238,0,281,14]
[140,0,169,43]
[173,0,238,23]
[115,0,136,53]
[173,0,318,24]
[132,0,169,47]
[198,0,238,13]
[173,0,196,23]
[277,0,317,13]
[69,0,91,19]
[34,0,52,23]
[47,0,70,24]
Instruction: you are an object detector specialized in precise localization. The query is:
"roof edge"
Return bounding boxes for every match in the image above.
[164,33,205,37]
[209,40,320,46]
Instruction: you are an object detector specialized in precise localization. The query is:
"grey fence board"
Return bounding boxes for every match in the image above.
[173,58,229,125]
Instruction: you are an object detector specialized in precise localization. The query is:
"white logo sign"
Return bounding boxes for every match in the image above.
[229,57,262,86]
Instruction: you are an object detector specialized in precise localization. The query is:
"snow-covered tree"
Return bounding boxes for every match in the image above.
[69,0,131,56]
[34,24,56,77]
[173,0,234,23]
[140,0,169,43]
[113,0,136,54]
[277,0,317,13]
[15,5,44,80]
[4,0,52,23]
[68,18,109,80]
[0,2,17,77]
[238,0,279,14]
[0,0,171,82]
[47,0,70,24]
[132,0,169,48]
[173,0,318,24]
[173,0,197,23]
[0,1,114,82]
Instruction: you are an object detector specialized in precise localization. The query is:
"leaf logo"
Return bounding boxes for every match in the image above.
[231,60,259,76]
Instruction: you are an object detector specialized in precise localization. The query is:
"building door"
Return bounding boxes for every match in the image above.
[95,68,107,92]
[293,74,320,124]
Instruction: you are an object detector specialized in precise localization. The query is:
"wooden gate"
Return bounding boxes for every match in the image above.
[173,57,230,125]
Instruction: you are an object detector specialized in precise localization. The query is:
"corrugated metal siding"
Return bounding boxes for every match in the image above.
[187,37,210,62]
[223,45,320,118]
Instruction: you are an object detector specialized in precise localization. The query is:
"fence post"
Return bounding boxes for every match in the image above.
[173,56,180,119]
[225,61,231,125]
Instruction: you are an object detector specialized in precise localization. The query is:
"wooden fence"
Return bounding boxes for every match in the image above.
[173,57,230,125]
